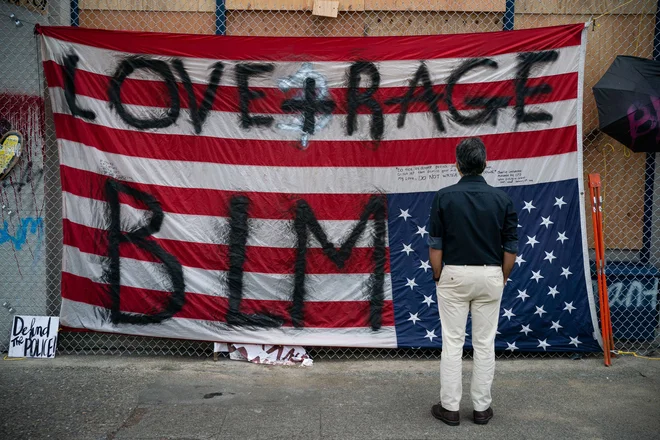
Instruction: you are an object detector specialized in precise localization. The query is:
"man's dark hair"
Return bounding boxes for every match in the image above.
[456,137,487,176]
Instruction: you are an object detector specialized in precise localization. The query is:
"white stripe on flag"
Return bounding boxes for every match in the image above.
[60,298,399,348]
[60,139,580,194]
[62,245,394,302]
[62,192,385,249]
[50,89,578,141]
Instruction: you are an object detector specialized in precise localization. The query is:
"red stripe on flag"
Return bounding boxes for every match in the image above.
[38,24,584,61]
[62,272,395,328]
[63,220,391,274]
[44,60,578,115]
[55,114,577,167]
[60,166,385,220]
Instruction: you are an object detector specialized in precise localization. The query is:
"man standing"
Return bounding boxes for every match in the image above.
[427,137,518,426]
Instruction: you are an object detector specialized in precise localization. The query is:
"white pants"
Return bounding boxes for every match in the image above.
[437,265,504,412]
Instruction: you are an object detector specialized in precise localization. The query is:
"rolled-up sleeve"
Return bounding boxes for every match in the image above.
[427,193,443,250]
[502,198,518,254]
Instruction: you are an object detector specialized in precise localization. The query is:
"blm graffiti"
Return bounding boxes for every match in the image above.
[102,179,387,330]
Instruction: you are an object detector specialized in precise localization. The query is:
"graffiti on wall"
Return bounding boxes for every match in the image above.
[0,94,46,268]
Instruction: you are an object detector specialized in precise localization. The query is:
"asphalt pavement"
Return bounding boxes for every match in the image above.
[1,354,659,439]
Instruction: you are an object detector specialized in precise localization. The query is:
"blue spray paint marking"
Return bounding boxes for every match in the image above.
[0,217,44,250]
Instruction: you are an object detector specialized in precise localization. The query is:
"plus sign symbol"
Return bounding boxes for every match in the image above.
[278,63,336,148]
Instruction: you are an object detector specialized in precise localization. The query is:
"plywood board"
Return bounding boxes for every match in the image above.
[583,134,646,249]
[226,10,366,35]
[80,0,216,12]
[226,1,365,11]
[516,0,655,15]
[79,10,215,34]
[363,0,505,12]
[226,0,503,11]
[363,11,501,35]
[313,0,340,17]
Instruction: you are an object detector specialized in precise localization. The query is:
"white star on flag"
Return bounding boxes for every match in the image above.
[401,243,414,255]
[544,251,557,264]
[516,289,530,302]
[547,286,560,298]
[415,225,428,237]
[502,308,516,320]
[569,336,582,347]
[540,216,554,228]
[520,324,532,335]
[405,278,418,290]
[563,302,576,314]
[419,260,431,272]
[408,312,420,325]
[534,305,547,317]
[537,339,551,351]
[530,270,544,283]
[554,196,567,209]
[506,342,518,351]
[523,200,536,213]
[515,254,526,267]
[557,232,569,244]
[550,320,563,332]
[425,329,437,341]
[422,295,435,307]
[560,267,573,279]
[398,209,411,221]
[526,236,539,248]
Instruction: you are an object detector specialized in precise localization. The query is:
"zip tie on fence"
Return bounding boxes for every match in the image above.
[3,354,25,361]
[615,350,660,361]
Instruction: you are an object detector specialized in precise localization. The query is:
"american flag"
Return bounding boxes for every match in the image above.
[39,23,600,351]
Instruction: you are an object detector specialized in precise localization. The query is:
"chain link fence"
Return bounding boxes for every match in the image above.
[1,0,659,359]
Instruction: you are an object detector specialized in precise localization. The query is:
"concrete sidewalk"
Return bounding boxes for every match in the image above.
[0,354,658,440]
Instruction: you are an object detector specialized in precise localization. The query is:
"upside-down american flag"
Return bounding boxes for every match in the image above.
[39,23,601,351]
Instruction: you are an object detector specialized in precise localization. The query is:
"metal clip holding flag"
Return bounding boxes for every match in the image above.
[588,174,615,366]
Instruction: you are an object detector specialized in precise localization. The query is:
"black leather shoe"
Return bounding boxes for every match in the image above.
[473,407,494,425]
[431,403,460,426]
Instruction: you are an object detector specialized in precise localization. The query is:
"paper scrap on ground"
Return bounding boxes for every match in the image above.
[216,343,311,366]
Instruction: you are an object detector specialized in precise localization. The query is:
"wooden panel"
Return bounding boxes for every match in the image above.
[226,1,365,11]
[363,0,505,12]
[226,10,367,36]
[516,0,655,15]
[583,134,646,249]
[79,10,215,34]
[227,10,502,36]
[80,0,216,12]
[313,1,340,17]
[80,0,142,11]
[226,0,504,11]
[363,11,501,35]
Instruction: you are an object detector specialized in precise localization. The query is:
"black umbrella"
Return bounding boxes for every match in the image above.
[593,55,660,153]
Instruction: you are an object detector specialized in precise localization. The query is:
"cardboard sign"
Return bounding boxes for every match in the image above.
[0,130,23,180]
[8,316,59,358]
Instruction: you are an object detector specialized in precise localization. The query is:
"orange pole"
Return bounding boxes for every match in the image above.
[594,186,615,352]
[588,174,611,366]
